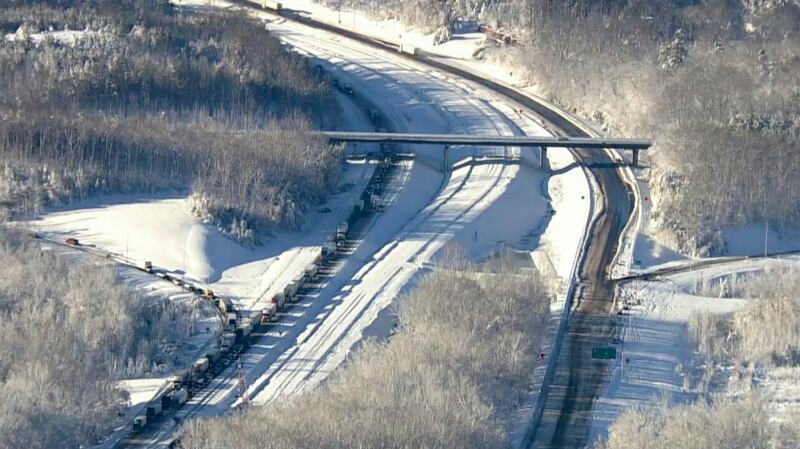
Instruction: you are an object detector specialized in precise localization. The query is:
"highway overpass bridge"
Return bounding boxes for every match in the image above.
[312,131,652,168]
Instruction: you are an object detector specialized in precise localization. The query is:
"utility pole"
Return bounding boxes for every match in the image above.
[338,0,342,23]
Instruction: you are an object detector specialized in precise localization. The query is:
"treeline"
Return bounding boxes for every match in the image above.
[0,228,196,449]
[178,267,551,448]
[597,395,800,449]
[0,0,342,238]
[510,1,800,255]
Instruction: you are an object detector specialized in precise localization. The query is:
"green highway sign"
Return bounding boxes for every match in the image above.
[592,347,617,360]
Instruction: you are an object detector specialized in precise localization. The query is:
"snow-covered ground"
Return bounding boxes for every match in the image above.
[256,1,800,444]
[25,1,594,444]
[270,0,800,272]
[5,28,98,44]
[243,7,590,408]
[588,256,800,445]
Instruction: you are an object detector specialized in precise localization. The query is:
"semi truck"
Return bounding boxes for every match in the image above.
[146,401,162,418]
[164,388,188,408]
[336,222,349,241]
[192,357,210,380]
[284,281,300,302]
[205,346,221,365]
[226,312,238,331]
[322,240,337,260]
[304,264,319,282]
[235,319,254,346]
[132,415,147,432]
[220,332,236,352]
[261,303,278,323]
[271,292,286,308]
[167,370,189,389]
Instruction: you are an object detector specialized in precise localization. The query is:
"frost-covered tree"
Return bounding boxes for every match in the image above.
[0,1,342,239]
[0,228,196,449]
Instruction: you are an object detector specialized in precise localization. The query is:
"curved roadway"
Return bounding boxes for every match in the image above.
[121,2,637,448]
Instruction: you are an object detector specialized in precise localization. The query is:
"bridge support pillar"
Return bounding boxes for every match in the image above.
[442,145,449,174]
[540,146,547,170]
[631,149,639,167]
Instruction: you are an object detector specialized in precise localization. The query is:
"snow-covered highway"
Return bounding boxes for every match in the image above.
[249,7,563,404]
[33,1,596,447]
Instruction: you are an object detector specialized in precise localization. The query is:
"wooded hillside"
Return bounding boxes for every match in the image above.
[0,0,342,241]
[341,0,800,255]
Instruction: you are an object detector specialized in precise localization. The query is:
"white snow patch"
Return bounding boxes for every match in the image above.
[5,28,98,45]
[118,378,166,408]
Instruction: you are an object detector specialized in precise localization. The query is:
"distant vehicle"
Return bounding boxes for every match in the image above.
[370,194,382,210]
[205,346,221,364]
[146,401,162,418]
[235,319,254,346]
[272,292,286,308]
[143,261,153,273]
[65,237,79,245]
[220,332,236,352]
[368,108,381,122]
[167,369,189,389]
[226,312,238,331]
[132,415,148,432]
[342,82,353,94]
[336,222,349,241]
[261,304,277,324]
[322,240,337,259]
[192,357,210,378]
[258,0,282,12]
[304,264,319,282]
[169,388,188,407]
[285,278,302,301]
